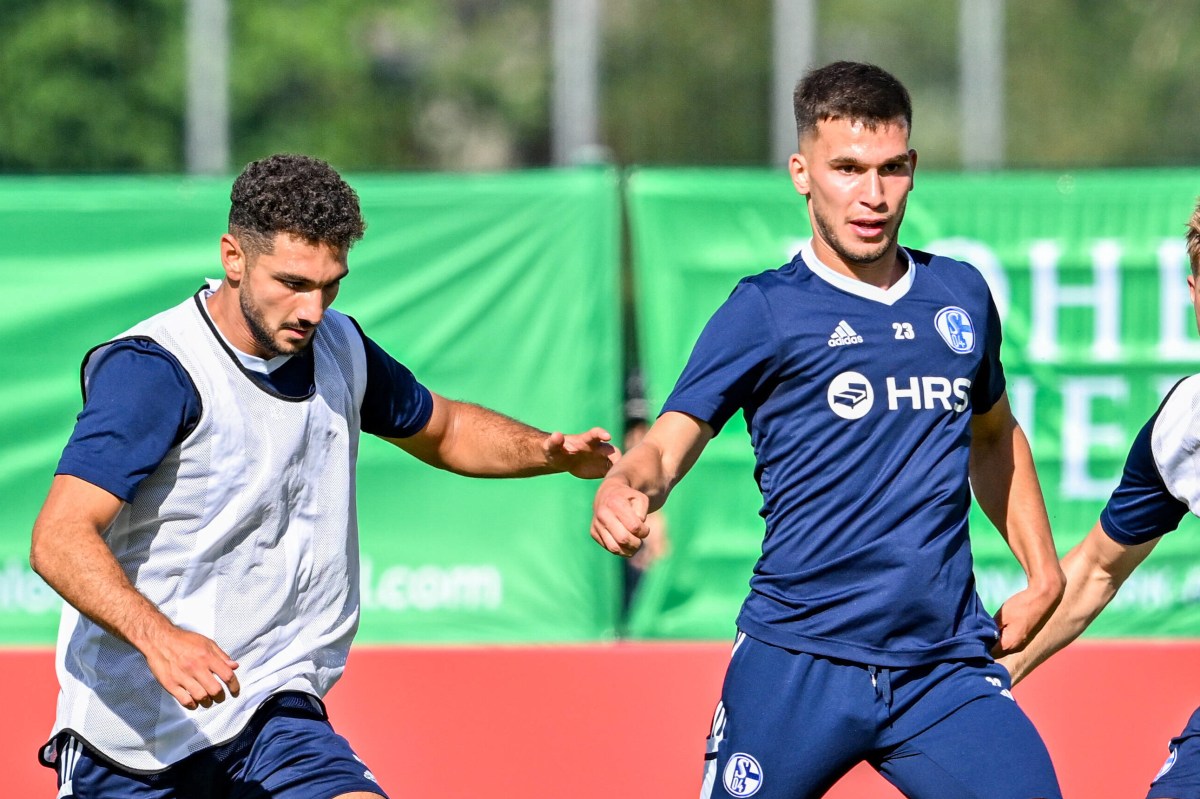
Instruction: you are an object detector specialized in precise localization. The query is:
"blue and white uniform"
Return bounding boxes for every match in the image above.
[1099,375,1200,799]
[669,242,1060,799]
[41,283,431,798]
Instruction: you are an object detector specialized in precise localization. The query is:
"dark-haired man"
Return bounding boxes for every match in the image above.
[31,153,618,799]
[591,61,1065,798]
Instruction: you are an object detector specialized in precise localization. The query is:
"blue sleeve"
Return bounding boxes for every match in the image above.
[970,290,1006,414]
[356,327,435,438]
[661,281,778,435]
[56,339,201,503]
[1100,409,1189,545]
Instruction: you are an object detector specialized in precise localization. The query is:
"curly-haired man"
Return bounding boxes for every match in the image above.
[30,153,618,799]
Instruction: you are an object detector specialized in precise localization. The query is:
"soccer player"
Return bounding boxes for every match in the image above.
[1000,198,1200,799]
[30,153,618,799]
[591,61,1065,799]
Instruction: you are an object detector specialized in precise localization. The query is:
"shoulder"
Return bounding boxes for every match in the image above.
[907,247,989,288]
[85,337,192,388]
[1152,375,1200,458]
[732,258,812,309]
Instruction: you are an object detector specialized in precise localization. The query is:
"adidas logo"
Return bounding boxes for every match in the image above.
[828,320,864,347]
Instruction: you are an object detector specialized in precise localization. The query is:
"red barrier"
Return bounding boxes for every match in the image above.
[4,641,1199,797]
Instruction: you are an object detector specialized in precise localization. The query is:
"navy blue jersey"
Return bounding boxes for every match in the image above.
[1101,375,1196,545]
[663,244,1006,667]
[56,315,432,504]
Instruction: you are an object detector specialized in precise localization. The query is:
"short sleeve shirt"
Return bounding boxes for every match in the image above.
[1100,375,1197,545]
[57,319,432,503]
[661,243,1006,666]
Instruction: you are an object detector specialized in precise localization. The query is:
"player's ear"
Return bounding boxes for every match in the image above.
[789,153,811,196]
[908,148,918,187]
[220,233,247,284]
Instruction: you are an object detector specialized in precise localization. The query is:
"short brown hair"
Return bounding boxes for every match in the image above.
[793,61,912,142]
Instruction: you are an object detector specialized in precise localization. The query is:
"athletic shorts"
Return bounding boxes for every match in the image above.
[700,631,1062,799]
[41,692,387,799]
[1147,704,1200,799]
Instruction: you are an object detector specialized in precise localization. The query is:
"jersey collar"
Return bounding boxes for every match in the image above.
[800,240,915,307]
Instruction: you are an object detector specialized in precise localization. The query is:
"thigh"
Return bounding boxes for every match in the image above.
[877,679,1061,799]
[1147,706,1200,799]
[700,633,876,799]
[232,703,387,799]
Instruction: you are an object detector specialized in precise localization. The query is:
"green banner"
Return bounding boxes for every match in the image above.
[1,169,623,644]
[625,168,1200,639]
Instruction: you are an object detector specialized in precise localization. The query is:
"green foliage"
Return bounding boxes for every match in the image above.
[2,0,1200,171]
[1007,0,1200,168]
[0,0,182,171]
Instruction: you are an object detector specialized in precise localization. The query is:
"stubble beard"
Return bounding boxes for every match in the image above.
[811,204,906,268]
[239,289,310,357]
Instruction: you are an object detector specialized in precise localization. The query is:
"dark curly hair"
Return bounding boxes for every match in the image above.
[793,61,912,141]
[228,153,366,257]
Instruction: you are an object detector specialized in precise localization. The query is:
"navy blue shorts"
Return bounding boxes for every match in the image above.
[701,632,1062,799]
[1147,705,1200,798]
[43,692,387,799]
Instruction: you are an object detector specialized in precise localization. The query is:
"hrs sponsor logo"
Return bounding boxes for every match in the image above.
[827,371,972,419]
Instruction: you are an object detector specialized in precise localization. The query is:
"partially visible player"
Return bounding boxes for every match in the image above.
[1001,197,1200,799]
[30,153,618,799]
[591,61,1065,799]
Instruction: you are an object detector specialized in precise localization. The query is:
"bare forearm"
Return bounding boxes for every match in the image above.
[391,398,555,477]
[1004,546,1116,683]
[1003,523,1156,684]
[31,518,175,650]
[437,401,555,476]
[603,441,675,511]
[971,422,1061,590]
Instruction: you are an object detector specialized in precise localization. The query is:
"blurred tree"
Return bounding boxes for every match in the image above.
[2,0,1200,172]
[602,0,771,166]
[230,0,550,171]
[0,0,182,171]
[1007,0,1200,168]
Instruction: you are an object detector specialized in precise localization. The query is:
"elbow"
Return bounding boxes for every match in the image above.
[29,522,56,581]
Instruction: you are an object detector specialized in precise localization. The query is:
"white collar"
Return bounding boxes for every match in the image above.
[200,280,294,375]
[800,240,914,307]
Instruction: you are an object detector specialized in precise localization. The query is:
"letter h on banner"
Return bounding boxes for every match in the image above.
[1028,240,1121,363]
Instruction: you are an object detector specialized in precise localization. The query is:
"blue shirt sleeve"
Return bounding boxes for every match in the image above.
[970,290,1006,414]
[1100,408,1189,545]
[354,325,435,439]
[56,339,201,503]
[661,281,779,435]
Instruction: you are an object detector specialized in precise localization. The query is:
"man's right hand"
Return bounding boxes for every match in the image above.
[591,477,652,557]
[142,626,240,710]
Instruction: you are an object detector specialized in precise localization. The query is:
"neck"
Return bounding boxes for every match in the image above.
[810,239,906,290]
[205,283,266,358]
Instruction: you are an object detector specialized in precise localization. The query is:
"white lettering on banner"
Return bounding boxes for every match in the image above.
[1179,567,1200,603]
[976,566,1178,612]
[1029,239,1122,363]
[1156,239,1200,361]
[923,237,1011,321]
[359,558,503,613]
[0,559,62,614]
[1060,377,1129,500]
[1108,570,1172,609]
